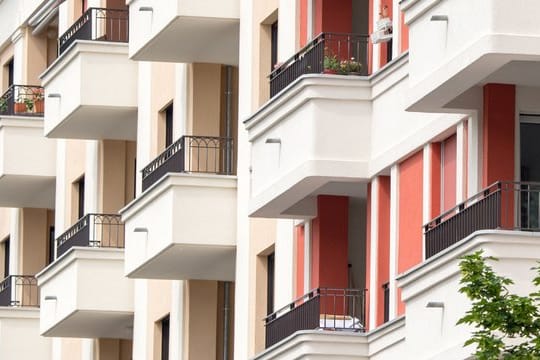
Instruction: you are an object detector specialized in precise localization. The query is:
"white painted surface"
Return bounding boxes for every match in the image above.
[0,117,56,208]
[9,208,19,276]
[128,0,239,64]
[398,230,540,360]
[274,219,294,312]
[0,308,51,360]
[388,165,398,321]
[41,41,138,140]
[121,173,237,280]
[368,177,379,330]
[37,248,134,339]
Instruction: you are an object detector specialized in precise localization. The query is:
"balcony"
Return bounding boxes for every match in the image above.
[401,0,540,112]
[424,181,540,258]
[128,0,239,64]
[37,214,133,339]
[41,8,137,141]
[270,33,369,98]
[0,275,39,307]
[264,288,366,348]
[0,88,56,208]
[122,135,236,280]
[246,39,371,218]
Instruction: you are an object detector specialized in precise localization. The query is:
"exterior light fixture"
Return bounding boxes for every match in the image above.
[44,295,57,301]
[133,227,148,233]
[48,93,61,98]
[265,138,281,144]
[430,15,448,22]
[426,301,445,308]
[139,6,153,12]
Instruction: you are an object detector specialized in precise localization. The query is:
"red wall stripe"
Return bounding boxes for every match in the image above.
[295,225,305,298]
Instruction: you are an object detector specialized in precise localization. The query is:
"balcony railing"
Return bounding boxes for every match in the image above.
[0,85,44,117]
[58,7,129,55]
[264,288,366,348]
[269,32,369,98]
[56,213,125,258]
[424,181,540,258]
[141,135,235,191]
[0,275,39,307]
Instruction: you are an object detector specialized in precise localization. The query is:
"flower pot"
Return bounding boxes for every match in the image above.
[323,69,338,75]
[14,102,26,113]
[34,99,44,113]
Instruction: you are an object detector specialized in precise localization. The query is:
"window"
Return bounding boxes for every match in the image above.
[165,104,173,148]
[48,226,55,264]
[76,176,85,220]
[382,282,389,323]
[161,315,170,360]
[267,252,275,315]
[3,237,9,278]
[270,21,278,70]
[7,59,13,87]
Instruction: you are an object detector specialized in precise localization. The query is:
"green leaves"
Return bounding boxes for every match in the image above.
[458,250,540,359]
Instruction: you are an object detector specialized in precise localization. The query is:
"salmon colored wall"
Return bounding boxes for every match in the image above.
[398,150,424,315]
[430,143,441,218]
[311,195,349,289]
[376,176,390,326]
[365,183,372,329]
[442,134,457,212]
[299,0,308,47]
[314,0,353,34]
[482,84,515,187]
[400,12,409,52]
[295,225,305,298]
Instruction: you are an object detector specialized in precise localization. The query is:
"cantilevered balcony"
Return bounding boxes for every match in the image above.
[41,8,137,140]
[270,33,369,98]
[401,0,540,112]
[37,214,133,339]
[424,181,540,258]
[0,86,55,208]
[246,34,373,218]
[128,0,239,64]
[265,288,366,348]
[122,135,236,281]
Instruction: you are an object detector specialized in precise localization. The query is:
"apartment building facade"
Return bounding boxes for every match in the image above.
[0,0,538,359]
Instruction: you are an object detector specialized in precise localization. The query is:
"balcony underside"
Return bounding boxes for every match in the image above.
[41,310,133,339]
[131,17,239,65]
[128,244,235,281]
[0,175,55,208]
[46,105,137,140]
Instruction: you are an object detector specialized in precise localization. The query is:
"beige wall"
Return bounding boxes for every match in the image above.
[61,338,83,359]
[185,280,218,360]
[22,27,48,85]
[190,63,222,137]
[20,208,49,275]
[98,339,132,360]
[0,44,14,92]
[150,62,175,156]
[100,140,136,213]
[146,280,172,360]
[65,140,86,227]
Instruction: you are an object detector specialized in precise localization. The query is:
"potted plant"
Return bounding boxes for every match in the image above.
[0,97,7,114]
[14,96,26,113]
[323,53,340,74]
[33,89,44,113]
[23,96,34,113]
[340,57,363,75]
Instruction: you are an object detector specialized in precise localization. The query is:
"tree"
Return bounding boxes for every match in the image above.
[457,250,540,359]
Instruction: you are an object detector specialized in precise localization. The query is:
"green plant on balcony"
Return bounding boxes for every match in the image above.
[22,96,34,112]
[323,53,340,74]
[0,97,7,113]
[340,57,362,75]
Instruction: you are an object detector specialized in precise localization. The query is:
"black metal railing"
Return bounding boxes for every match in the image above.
[425,181,540,258]
[0,85,44,117]
[141,135,235,191]
[264,288,366,348]
[0,275,39,307]
[56,213,125,258]
[58,7,129,55]
[269,32,369,97]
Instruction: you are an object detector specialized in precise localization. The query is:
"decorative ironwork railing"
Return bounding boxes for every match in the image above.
[141,135,235,191]
[56,213,124,258]
[269,32,370,97]
[0,85,44,117]
[59,7,129,55]
[424,181,540,258]
[264,288,366,348]
[0,275,39,307]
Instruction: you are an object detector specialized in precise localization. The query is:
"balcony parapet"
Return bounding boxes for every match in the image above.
[0,275,39,307]
[0,85,44,117]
